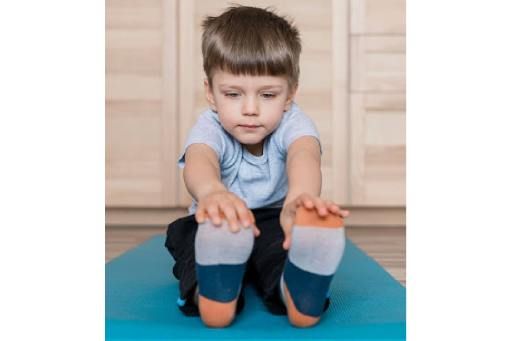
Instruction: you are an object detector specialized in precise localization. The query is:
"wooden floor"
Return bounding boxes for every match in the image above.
[106,225,406,286]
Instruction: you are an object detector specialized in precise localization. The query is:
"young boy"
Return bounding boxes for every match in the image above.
[165,5,349,328]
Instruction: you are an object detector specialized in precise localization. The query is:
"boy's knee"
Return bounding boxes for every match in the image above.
[198,295,237,328]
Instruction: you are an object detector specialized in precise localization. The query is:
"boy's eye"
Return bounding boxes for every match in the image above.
[225,92,240,98]
[261,93,276,99]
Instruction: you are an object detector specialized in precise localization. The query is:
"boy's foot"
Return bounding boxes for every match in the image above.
[195,217,254,327]
[281,206,345,327]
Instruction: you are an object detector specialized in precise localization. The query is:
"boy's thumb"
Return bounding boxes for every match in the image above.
[282,235,291,250]
[282,224,292,250]
[280,210,294,250]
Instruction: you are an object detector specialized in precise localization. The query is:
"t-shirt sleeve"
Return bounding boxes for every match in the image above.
[178,113,224,169]
[275,107,322,154]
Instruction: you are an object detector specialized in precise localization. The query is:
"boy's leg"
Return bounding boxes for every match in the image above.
[247,208,333,320]
[165,214,202,316]
[281,206,345,327]
[195,217,254,327]
[245,208,290,315]
[164,215,247,318]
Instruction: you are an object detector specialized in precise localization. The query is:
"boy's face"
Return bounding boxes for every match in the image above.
[205,70,296,154]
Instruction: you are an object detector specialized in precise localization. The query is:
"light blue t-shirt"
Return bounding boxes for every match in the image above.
[178,103,321,214]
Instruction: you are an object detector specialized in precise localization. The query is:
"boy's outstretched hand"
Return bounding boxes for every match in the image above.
[280,193,350,250]
[195,190,261,237]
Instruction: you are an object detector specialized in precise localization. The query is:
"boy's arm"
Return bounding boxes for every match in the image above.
[183,143,226,202]
[283,136,322,206]
[183,143,258,234]
[280,136,347,249]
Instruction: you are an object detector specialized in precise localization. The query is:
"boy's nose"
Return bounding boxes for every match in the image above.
[242,97,259,116]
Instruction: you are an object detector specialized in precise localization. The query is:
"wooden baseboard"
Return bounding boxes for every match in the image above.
[106,207,188,227]
[343,207,406,227]
[106,206,405,227]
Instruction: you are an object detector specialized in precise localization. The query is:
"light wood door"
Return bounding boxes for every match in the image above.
[177,0,351,207]
[349,0,406,206]
[106,0,179,207]
[104,0,406,210]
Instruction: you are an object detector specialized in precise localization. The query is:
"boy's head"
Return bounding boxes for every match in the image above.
[201,6,302,154]
[201,5,302,89]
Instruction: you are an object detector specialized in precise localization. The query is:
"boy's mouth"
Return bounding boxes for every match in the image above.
[238,124,261,129]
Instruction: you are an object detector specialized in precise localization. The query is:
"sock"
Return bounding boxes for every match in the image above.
[195,218,254,302]
[175,285,247,317]
[281,206,345,317]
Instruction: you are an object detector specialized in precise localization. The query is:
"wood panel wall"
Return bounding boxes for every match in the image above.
[106,0,178,207]
[105,0,406,213]
[349,0,406,205]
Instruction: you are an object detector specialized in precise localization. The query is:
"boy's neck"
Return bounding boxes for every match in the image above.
[244,142,264,156]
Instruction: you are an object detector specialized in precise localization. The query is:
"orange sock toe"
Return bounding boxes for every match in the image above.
[198,294,237,328]
[295,206,344,228]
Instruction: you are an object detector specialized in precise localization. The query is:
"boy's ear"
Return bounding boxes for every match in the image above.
[204,79,217,111]
[284,84,298,111]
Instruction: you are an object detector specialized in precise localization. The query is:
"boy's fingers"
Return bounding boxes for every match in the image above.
[281,216,293,250]
[249,210,256,225]
[252,225,261,237]
[313,197,328,216]
[325,201,341,215]
[282,235,292,250]
[282,236,289,250]
[233,201,252,228]
[248,211,260,236]
[220,204,240,232]
[324,200,335,209]
[297,193,314,209]
[319,200,348,218]
[206,205,222,225]
[195,208,205,223]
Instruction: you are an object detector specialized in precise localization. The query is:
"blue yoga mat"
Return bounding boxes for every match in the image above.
[106,235,405,340]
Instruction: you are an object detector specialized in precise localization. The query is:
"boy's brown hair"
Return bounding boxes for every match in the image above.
[201,5,301,88]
